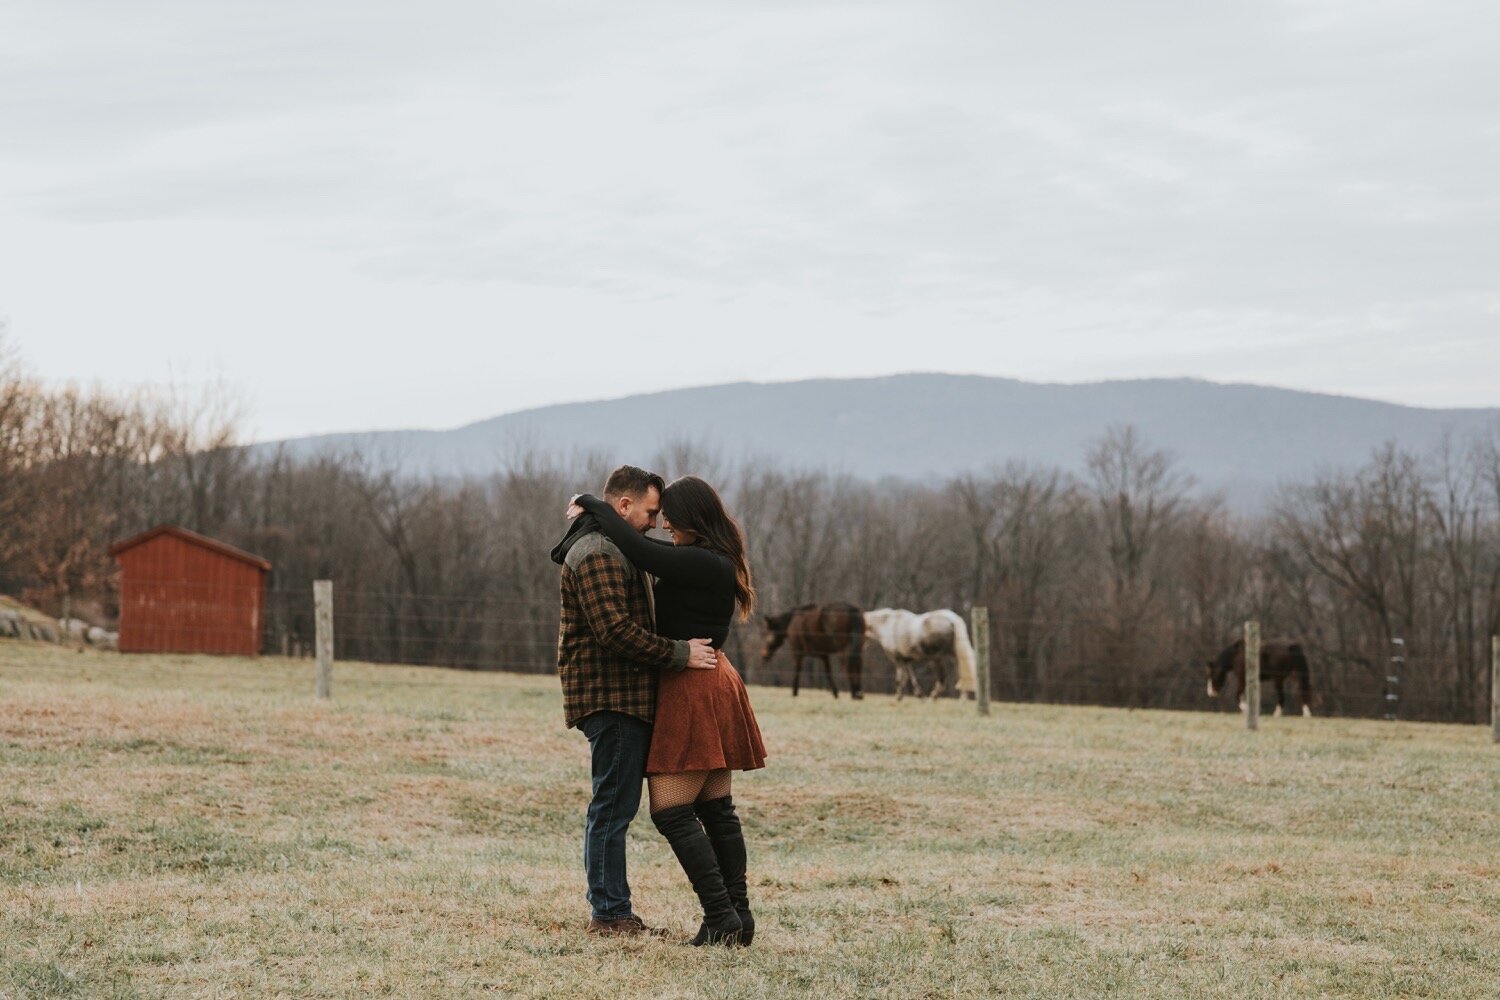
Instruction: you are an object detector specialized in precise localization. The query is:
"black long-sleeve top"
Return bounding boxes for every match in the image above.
[575,494,737,648]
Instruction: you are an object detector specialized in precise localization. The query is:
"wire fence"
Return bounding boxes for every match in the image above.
[44,580,1496,727]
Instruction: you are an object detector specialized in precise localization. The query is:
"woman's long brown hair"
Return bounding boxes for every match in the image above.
[661,476,756,619]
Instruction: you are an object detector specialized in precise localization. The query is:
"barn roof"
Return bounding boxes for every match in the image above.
[109,524,272,571]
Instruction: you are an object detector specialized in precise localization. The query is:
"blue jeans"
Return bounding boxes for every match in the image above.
[579,711,653,920]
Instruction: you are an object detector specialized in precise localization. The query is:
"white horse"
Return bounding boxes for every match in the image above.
[863,608,978,700]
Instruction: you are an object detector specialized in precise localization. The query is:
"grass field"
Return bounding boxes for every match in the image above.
[1,643,1497,999]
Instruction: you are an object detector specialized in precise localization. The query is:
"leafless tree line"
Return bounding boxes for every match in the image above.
[3,335,1497,722]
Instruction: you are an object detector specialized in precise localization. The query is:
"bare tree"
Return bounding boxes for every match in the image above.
[1085,426,1191,704]
[0,325,34,588]
[160,376,250,536]
[1426,436,1490,720]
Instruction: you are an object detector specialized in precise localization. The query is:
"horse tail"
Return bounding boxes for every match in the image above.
[945,610,979,697]
[1288,642,1317,709]
[844,607,866,660]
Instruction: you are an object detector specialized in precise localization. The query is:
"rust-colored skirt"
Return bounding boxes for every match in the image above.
[647,650,767,775]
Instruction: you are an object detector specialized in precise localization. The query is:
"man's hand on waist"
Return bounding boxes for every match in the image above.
[686,638,717,670]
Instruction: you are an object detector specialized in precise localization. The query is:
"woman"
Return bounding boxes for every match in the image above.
[569,476,765,946]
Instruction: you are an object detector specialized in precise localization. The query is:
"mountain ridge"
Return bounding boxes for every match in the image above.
[254,374,1500,503]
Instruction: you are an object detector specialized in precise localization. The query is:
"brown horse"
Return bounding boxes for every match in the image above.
[761,603,866,699]
[1206,639,1315,717]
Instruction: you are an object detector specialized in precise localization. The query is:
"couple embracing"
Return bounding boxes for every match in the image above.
[550,465,766,946]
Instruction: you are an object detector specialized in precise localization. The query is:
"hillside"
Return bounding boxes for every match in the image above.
[257,375,1500,500]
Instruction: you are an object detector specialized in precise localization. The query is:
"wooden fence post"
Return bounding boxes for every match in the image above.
[1491,635,1498,745]
[972,606,991,716]
[314,580,333,700]
[1244,620,1260,731]
[1385,637,1404,721]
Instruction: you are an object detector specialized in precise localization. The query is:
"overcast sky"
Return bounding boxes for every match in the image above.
[2,1,1496,441]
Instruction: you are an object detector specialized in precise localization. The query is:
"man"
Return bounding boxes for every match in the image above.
[550,464,716,936]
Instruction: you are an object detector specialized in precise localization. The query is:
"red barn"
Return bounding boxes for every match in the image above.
[109,525,271,656]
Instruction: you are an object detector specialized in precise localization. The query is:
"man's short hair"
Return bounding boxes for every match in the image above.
[603,465,665,501]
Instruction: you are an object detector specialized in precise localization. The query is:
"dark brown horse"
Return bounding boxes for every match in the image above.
[1206,639,1315,717]
[761,603,866,699]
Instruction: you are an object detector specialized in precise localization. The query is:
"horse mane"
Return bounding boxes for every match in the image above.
[765,605,816,631]
[1215,640,1242,675]
[763,609,794,630]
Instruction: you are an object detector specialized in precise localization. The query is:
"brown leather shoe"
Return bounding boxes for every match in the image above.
[587,915,666,937]
[588,916,644,936]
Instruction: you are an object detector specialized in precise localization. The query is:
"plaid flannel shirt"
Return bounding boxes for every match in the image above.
[557,532,689,728]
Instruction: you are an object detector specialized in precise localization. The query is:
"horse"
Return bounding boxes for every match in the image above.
[761,603,866,698]
[1206,639,1314,717]
[863,608,978,700]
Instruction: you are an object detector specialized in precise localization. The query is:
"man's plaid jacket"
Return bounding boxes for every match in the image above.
[556,529,690,728]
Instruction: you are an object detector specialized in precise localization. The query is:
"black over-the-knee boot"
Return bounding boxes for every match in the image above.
[694,796,754,946]
[651,804,743,945]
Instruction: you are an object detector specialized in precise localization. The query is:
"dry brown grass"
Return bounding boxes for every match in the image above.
[1,641,1497,998]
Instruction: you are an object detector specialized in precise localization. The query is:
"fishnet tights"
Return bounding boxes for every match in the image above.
[648,768,732,813]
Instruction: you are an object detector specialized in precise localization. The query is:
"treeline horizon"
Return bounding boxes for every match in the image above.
[4,333,1499,723]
